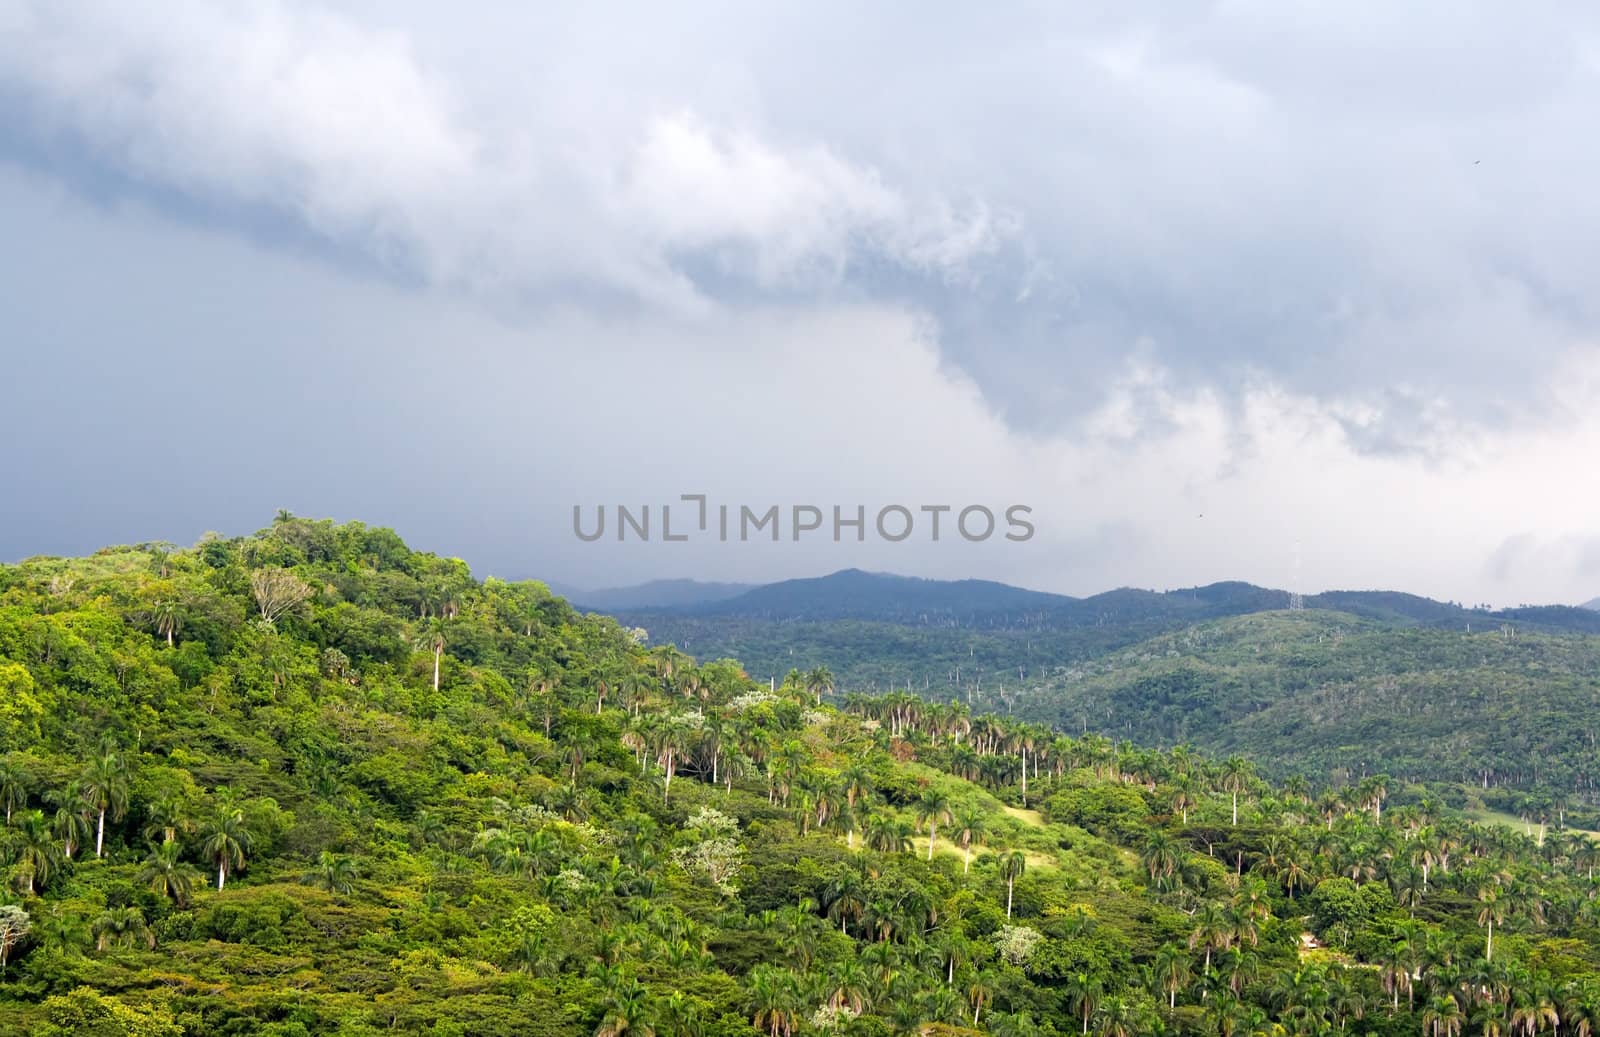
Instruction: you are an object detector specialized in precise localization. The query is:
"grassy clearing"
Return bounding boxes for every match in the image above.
[1003,805,1046,827]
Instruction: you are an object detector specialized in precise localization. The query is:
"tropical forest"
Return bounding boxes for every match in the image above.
[2,516,1600,1036]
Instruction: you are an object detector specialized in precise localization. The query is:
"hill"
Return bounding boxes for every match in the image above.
[568,578,754,611]
[1003,610,1600,798]
[4,518,1600,1035]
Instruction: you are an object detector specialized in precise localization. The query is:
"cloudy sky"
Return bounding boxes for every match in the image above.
[3,1,1599,605]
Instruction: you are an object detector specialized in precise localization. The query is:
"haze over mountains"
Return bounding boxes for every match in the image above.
[575,567,1600,633]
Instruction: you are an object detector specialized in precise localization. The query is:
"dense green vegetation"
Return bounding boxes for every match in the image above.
[625,582,1600,807]
[4,518,1600,1035]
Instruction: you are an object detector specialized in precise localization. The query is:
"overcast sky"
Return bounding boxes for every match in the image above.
[3,1,1599,605]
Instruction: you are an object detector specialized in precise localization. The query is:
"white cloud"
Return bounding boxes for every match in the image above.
[0,0,1008,307]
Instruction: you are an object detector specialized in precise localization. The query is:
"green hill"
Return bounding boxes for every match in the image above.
[3,518,1600,1035]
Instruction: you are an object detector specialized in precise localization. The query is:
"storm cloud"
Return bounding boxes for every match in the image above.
[2,1,1598,605]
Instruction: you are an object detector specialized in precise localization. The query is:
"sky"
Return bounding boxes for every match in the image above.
[2,1,1600,605]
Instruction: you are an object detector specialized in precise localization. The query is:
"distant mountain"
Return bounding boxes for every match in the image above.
[569,578,754,611]
[1582,596,1600,611]
[614,570,1600,687]
[683,568,1078,624]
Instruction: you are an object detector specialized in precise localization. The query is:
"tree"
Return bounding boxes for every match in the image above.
[1063,970,1104,1036]
[595,978,656,1037]
[804,666,836,706]
[1220,757,1251,827]
[302,850,360,894]
[0,905,29,972]
[92,906,154,951]
[199,789,253,891]
[1152,943,1191,1010]
[1139,830,1181,887]
[45,781,91,860]
[953,805,986,873]
[1423,993,1464,1037]
[1476,883,1506,962]
[0,756,27,823]
[916,788,952,860]
[414,616,448,693]
[142,792,192,846]
[1001,850,1027,919]
[137,842,199,906]
[152,596,184,647]
[249,568,313,626]
[748,966,801,1037]
[7,809,62,894]
[82,751,130,858]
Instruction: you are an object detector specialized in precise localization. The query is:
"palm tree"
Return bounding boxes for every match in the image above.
[142,793,192,846]
[7,809,62,894]
[803,666,836,706]
[45,781,92,860]
[823,870,867,934]
[152,597,184,646]
[1476,882,1506,962]
[1000,850,1027,919]
[865,816,912,855]
[92,906,154,951]
[1152,943,1191,1010]
[952,806,986,873]
[199,789,253,891]
[1139,830,1181,887]
[1169,774,1197,825]
[595,978,656,1037]
[827,960,870,1013]
[916,788,952,860]
[1422,993,1465,1037]
[415,616,448,693]
[968,970,995,1027]
[137,841,200,906]
[0,756,27,823]
[302,850,359,894]
[1063,970,1104,1035]
[1189,901,1230,976]
[82,750,130,858]
[747,965,800,1037]
[1220,757,1251,827]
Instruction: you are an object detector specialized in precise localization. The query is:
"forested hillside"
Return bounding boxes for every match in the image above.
[4,519,1600,1035]
[625,583,1600,807]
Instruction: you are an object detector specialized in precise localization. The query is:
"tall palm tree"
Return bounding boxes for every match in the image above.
[1220,757,1251,827]
[1000,850,1027,919]
[415,616,448,693]
[1476,883,1506,962]
[916,788,952,860]
[803,666,836,706]
[953,806,987,873]
[82,750,130,858]
[199,789,253,891]
[137,841,199,906]
[1152,943,1191,1010]
[6,810,61,894]
[1139,830,1181,887]
[1063,970,1104,1035]
[46,781,92,860]
[0,756,27,823]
